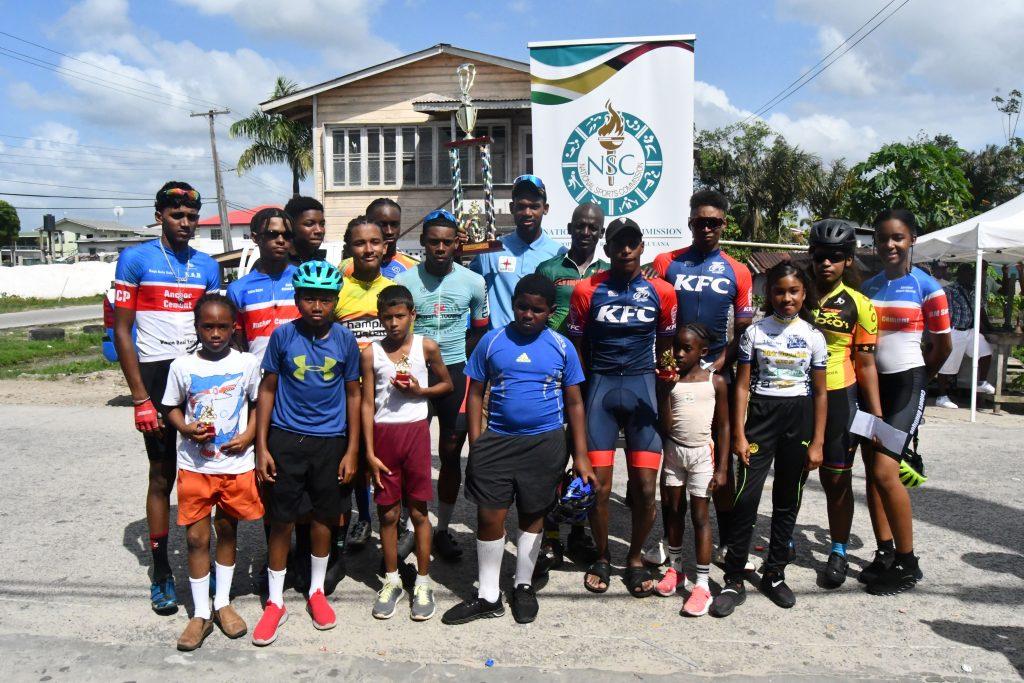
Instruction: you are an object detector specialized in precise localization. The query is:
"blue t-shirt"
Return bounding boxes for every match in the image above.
[261,320,361,437]
[469,231,566,330]
[465,325,585,436]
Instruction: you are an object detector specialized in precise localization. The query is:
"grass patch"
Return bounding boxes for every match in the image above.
[0,328,110,379]
[0,294,105,313]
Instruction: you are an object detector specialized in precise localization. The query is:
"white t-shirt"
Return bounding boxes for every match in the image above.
[162,349,261,474]
[738,314,827,397]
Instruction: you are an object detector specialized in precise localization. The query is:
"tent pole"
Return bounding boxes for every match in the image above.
[970,248,983,422]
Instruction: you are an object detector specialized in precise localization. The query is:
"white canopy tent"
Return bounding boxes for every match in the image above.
[913,192,1024,420]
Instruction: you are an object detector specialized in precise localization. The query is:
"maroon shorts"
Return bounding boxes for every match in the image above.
[373,420,433,506]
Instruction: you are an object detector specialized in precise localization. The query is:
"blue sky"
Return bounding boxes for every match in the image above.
[2,0,1021,231]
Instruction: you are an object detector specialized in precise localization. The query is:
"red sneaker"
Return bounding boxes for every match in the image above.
[682,585,712,616]
[306,589,336,630]
[251,602,288,646]
[655,567,681,597]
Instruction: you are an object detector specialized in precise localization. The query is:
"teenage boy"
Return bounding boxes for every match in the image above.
[569,218,677,596]
[252,261,361,646]
[396,209,489,562]
[361,285,453,620]
[113,181,221,613]
[227,207,299,362]
[442,274,596,625]
[533,203,608,571]
[284,196,327,263]
[341,198,419,279]
[470,174,566,330]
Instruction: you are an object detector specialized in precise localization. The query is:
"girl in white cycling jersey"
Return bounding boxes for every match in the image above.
[711,262,827,617]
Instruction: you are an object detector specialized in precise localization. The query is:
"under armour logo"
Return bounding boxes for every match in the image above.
[293,354,337,381]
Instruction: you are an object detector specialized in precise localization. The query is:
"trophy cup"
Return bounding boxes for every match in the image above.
[445,63,503,255]
[197,403,217,438]
[656,349,678,382]
[394,354,412,384]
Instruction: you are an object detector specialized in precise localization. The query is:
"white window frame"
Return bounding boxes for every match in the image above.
[326,119,511,190]
[518,125,533,177]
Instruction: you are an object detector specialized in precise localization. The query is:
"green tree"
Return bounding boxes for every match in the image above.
[962,141,1024,211]
[0,200,20,264]
[229,76,312,196]
[845,141,972,233]
[806,158,853,221]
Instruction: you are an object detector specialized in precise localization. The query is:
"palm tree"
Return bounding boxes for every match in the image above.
[230,77,312,196]
[805,158,852,221]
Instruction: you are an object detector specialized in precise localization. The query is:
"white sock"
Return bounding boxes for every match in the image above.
[309,553,329,595]
[415,573,430,587]
[213,562,234,610]
[513,530,543,587]
[696,563,710,590]
[436,502,454,531]
[189,573,211,620]
[667,545,684,573]
[406,515,415,533]
[267,568,286,608]
[385,570,400,586]
[476,537,504,603]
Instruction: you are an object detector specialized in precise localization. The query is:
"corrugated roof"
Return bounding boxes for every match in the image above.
[198,205,281,226]
[51,217,156,236]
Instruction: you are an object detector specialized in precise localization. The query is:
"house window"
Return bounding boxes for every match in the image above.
[210,229,222,240]
[518,126,533,176]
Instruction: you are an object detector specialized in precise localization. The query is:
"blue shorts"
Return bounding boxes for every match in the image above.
[585,372,662,470]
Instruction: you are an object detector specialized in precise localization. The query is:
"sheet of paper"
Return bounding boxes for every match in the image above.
[872,418,909,456]
[849,410,877,439]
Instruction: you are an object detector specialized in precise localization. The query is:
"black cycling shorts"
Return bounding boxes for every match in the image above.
[877,367,926,461]
[140,359,178,462]
[822,384,858,473]
[465,428,568,516]
[263,427,350,523]
[429,361,467,432]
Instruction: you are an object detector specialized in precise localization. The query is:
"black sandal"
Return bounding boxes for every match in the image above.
[624,565,655,598]
[584,559,611,594]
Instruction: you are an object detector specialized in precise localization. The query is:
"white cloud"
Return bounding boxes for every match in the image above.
[812,26,879,97]
[7,82,62,111]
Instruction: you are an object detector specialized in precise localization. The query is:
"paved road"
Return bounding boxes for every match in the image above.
[0,401,1021,680]
[0,304,102,330]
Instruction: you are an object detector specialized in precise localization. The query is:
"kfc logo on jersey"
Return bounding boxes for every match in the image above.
[673,274,731,294]
[594,304,656,324]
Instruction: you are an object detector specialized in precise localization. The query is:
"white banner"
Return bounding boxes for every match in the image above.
[528,35,695,252]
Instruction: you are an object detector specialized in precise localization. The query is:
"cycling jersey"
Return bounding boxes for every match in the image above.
[395,262,488,365]
[341,251,419,280]
[652,246,753,359]
[535,253,609,333]
[814,281,878,391]
[738,314,827,397]
[226,265,299,362]
[114,239,221,361]
[334,273,395,348]
[567,270,677,375]
[862,267,950,374]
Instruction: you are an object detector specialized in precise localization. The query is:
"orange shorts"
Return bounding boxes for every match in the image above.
[177,469,265,526]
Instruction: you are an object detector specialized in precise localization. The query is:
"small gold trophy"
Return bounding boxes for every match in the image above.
[656,349,677,382]
[197,403,217,437]
[394,355,412,384]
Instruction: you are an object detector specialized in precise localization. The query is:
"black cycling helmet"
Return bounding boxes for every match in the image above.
[809,218,857,252]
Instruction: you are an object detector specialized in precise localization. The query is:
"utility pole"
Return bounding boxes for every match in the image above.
[191,109,233,252]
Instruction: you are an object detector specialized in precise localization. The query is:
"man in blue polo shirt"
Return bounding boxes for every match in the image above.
[441,274,595,627]
[470,175,566,329]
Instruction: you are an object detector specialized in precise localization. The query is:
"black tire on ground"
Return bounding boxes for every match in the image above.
[82,324,105,335]
[28,327,66,341]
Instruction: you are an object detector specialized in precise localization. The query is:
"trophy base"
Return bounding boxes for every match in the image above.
[459,239,504,255]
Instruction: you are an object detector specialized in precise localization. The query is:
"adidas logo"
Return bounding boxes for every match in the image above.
[516,352,531,363]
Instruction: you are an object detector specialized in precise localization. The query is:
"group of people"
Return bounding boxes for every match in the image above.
[113,175,951,652]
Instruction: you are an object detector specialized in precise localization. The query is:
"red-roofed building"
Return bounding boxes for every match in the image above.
[193,205,281,255]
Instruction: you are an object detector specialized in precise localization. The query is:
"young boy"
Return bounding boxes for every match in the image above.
[252,261,361,646]
[442,274,596,626]
[360,285,453,620]
[284,196,327,263]
[654,323,729,617]
[162,294,263,650]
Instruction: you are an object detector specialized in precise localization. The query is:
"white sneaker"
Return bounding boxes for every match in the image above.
[977,381,996,395]
[642,538,667,566]
[935,395,959,409]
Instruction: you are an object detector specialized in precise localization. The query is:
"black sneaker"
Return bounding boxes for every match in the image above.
[566,528,599,564]
[709,580,746,618]
[291,551,311,595]
[433,529,463,562]
[866,557,923,596]
[857,550,894,585]
[441,596,505,625]
[533,539,564,580]
[760,571,796,608]
[397,526,416,561]
[324,546,345,596]
[377,557,419,589]
[822,552,848,588]
[787,540,797,563]
[510,584,539,624]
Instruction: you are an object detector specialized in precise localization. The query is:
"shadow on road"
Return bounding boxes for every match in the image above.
[922,619,1023,677]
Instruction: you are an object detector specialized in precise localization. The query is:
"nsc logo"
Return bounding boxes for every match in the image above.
[561,100,663,217]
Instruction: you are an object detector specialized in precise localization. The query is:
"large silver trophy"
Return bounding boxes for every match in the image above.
[445,63,502,254]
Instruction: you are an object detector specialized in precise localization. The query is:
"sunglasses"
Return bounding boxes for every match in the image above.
[424,209,457,224]
[812,250,851,263]
[690,216,726,230]
[513,174,546,190]
[168,210,199,220]
[161,188,201,202]
[262,229,294,241]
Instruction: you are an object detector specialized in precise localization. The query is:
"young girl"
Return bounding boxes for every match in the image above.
[161,294,262,651]
[711,262,827,617]
[655,323,730,617]
[860,209,951,595]
[805,219,883,588]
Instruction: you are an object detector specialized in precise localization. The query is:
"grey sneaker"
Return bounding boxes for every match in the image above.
[410,583,436,621]
[372,580,405,620]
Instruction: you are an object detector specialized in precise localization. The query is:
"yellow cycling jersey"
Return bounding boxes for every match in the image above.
[813,281,878,391]
[334,273,395,349]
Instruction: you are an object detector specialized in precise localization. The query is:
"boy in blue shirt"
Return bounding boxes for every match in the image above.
[441,274,596,626]
[252,261,361,646]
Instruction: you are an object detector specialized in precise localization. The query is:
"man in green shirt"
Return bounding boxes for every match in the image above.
[533,203,607,576]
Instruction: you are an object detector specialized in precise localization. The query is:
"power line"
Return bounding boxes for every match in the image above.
[9,204,153,210]
[0,160,211,170]
[0,133,210,158]
[1,192,167,200]
[0,146,209,162]
[0,150,209,166]
[0,178,151,195]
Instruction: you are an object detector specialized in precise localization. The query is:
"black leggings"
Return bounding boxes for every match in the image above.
[725,395,812,581]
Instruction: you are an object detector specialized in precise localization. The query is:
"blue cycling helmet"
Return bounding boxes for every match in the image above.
[292,260,341,292]
[551,474,596,525]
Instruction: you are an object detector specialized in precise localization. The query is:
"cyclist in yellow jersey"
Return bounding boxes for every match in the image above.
[805,219,883,587]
